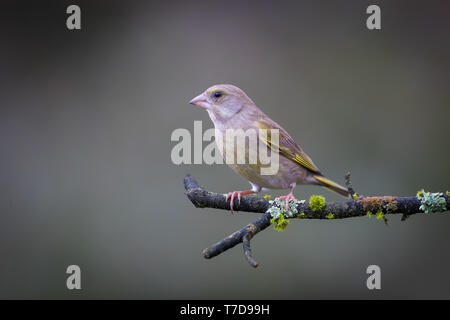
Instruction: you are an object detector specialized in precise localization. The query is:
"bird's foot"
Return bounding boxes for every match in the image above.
[279,193,297,211]
[226,190,257,213]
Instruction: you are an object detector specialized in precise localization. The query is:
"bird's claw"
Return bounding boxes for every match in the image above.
[226,191,242,213]
[279,193,297,211]
[226,190,257,213]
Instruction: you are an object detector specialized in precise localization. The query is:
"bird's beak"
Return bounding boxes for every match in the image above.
[189,93,210,109]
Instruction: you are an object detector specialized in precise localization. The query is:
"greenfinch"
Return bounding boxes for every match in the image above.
[189,84,350,212]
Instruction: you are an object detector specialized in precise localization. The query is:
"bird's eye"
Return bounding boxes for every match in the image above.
[214,91,222,98]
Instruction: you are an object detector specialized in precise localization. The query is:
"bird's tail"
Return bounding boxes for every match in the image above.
[313,175,350,198]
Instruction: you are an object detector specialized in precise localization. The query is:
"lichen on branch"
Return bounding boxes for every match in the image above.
[184,174,449,268]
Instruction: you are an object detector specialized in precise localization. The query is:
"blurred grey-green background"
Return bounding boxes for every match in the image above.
[0,0,449,299]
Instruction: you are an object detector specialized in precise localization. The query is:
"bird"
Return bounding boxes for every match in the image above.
[189,84,350,212]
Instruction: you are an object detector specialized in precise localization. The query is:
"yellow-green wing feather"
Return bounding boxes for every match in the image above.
[256,120,321,174]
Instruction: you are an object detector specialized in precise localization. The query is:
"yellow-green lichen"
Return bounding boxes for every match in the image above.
[266,197,305,231]
[366,211,372,217]
[263,194,272,200]
[376,210,389,225]
[352,193,358,200]
[309,195,326,212]
[446,191,450,197]
[270,214,290,231]
[326,213,335,219]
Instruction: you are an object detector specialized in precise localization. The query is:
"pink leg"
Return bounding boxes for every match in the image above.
[279,183,297,210]
[226,190,257,213]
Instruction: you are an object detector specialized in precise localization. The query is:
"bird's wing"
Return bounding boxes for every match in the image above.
[256,119,322,175]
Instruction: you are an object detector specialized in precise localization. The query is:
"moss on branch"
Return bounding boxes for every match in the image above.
[184,174,449,268]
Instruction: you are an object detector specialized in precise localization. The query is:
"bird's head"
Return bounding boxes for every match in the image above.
[189,84,254,122]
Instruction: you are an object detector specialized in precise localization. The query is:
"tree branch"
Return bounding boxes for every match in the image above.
[184,174,449,268]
